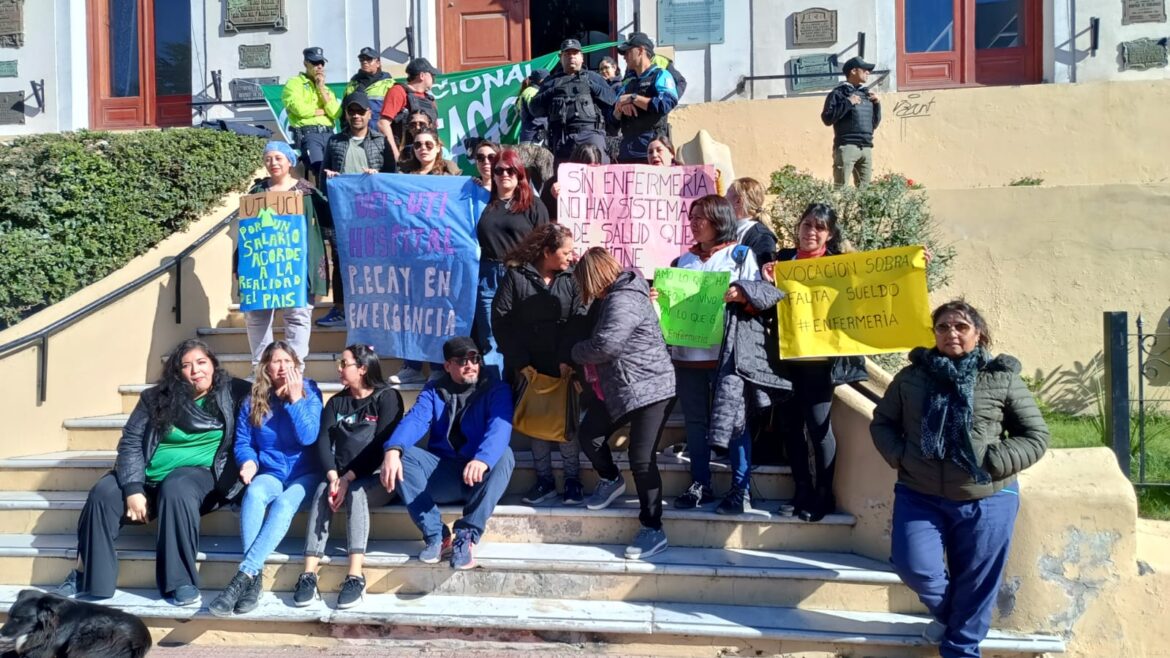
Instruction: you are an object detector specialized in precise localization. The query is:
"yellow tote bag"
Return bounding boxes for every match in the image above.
[513,367,577,442]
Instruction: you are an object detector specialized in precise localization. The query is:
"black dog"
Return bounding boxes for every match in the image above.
[0,589,151,657]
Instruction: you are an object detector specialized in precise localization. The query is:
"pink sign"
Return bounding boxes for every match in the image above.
[556,163,718,272]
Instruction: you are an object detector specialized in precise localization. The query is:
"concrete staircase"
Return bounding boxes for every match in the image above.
[0,301,1065,656]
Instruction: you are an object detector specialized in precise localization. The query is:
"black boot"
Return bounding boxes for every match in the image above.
[799,486,836,523]
[209,571,252,617]
[234,571,263,614]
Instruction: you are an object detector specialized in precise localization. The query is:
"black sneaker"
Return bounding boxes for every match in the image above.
[292,572,319,607]
[521,479,558,504]
[716,488,752,515]
[56,569,80,599]
[562,478,584,506]
[673,481,714,509]
[209,571,252,617]
[234,571,263,614]
[337,575,366,609]
[168,584,201,607]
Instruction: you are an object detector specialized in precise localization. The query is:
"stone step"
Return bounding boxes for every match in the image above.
[169,351,414,383]
[0,489,849,551]
[0,586,1065,654]
[223,301,333,328]
[197,326,352,354]
[0,534,921,612]
[0,447,788,499]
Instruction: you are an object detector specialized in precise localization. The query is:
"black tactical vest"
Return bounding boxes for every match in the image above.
[832,86,875,145]
[549,72,601,131]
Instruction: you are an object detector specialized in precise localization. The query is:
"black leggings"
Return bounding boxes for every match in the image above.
[578,397,675,530]
[781,361,837,503]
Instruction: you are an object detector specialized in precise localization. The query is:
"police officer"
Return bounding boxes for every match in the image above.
[529,39,617,164]
[821,56,881,187]
[281,46,340,183]
[343,47,395,120]
[377,57,441,160]
[517,69,549,145]
[613,33,678,164]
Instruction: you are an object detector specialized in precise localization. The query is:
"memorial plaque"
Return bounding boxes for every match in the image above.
[0,0,24,49]
[224,0,287,33]
[1123,0,1166,24]
[0,60,15,78]
[789,54,837,93]
[0,90,24,125]
[238,44,272,69]
[793,8,838,47]
[657,0,725,48]
[230,76,278,102]
[1121,37,1169,70]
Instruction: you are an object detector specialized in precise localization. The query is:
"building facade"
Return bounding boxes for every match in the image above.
[0,0,1167,136]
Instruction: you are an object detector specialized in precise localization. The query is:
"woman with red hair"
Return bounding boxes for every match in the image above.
[475,147,549,380]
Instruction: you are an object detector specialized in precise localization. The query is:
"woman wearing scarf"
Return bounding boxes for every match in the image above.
[871,300,1048,657]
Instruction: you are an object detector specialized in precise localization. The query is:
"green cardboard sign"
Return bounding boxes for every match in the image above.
[653,268,730,348]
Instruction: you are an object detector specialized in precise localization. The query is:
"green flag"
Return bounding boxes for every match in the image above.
[262,42,616,175]
[653,268,731,348]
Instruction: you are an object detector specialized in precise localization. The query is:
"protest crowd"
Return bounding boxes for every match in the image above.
[59,33,1048,658]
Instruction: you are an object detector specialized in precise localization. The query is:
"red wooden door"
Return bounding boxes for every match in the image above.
[439,0,529,73]
[973,0,1042,86]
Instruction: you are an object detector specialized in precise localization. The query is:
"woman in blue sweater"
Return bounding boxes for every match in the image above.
[210,340,323,617]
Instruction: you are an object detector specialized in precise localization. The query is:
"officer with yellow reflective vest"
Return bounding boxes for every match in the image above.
[282,46,341,183]
[343,47,395,122]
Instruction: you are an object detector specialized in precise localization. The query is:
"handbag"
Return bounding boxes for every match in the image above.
[513,366,579,442]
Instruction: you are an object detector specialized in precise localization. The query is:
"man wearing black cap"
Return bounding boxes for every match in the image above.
[381,337,516,571]
[316,91,396,328]
[821,56,881,187]
[613,33,679,163]
[377,57,441,159]
[517,69,549,145]
[529,38,617,164]
[281,47,341,183]
[343,47,395,120]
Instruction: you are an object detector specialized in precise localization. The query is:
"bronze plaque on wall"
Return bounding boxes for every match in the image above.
[0,90,24,124]
[1121,37,1169,69]
[0,60,15,78]
[793,7,838,47]
[224,0,287,33]
[1123,0,1167,24]
[0,0,24,49]
[238,44,272,69]
[230,76,278,102]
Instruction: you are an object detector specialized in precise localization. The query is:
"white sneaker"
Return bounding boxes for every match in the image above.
[390,366,425,385]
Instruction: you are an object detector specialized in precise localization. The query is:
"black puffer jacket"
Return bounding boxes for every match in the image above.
[324,128,396,174]
[492,263,586,378]
[871,347,1049,501]
[571,271,676,419]
[115,377,252,502]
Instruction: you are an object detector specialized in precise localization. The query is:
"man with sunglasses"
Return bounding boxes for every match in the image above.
[380,337,515,570]
[343,47,395,122]
[281,47,341,184]
[529,39,617,165]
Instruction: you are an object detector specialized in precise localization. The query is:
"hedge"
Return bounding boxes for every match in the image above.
[0,129,265,329]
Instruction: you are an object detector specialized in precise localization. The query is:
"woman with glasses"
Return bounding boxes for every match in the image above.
[291,344,403,610]
[474,147,550,380]
[471,139,501,191]
[398,127,461,176]
[871,300,1048,655]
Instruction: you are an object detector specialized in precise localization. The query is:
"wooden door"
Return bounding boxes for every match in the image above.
[897,0,968,89]
[973,0,1042,86]
[152,0,193,127]
[438,0,529,73]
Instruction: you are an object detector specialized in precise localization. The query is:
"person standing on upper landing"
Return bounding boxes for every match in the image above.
[282,47,341,184]
[529,39,617,165]
[613,33,678,164]
[821,56,881,187]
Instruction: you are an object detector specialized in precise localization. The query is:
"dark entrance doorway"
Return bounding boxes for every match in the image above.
[529,0,615,69]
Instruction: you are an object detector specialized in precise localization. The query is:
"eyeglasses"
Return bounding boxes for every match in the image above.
[346,106,367,115]
[358,57,377,63]
[475,152,499,163]
[449,353,481,366]
[492,166,516,177]
[688,215,709,225]
[413,141,436,150]
[933,322,974,336]
[408,121,430,129]
[336,359,359,369]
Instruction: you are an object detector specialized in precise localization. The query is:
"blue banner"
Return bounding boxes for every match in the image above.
[326,174,487,362]
[237,209,308,311]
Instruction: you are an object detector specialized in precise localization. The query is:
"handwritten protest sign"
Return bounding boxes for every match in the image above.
[326,174,487,362]
[237,191,309,311]
[653,268,730,348]
[557,163,717,273]
[773,246,932,358]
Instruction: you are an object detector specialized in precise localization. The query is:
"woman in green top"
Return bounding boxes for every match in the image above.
[59,339,251,607]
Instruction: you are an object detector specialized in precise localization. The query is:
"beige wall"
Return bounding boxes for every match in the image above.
[670,80,1170,190]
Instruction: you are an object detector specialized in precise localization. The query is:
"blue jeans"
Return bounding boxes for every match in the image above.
[472,260,506,381]
[398,446,515,543]
[675,366,752,490]
[403,360,443,371]
[890,483,1020,658]
[239,472,321,576]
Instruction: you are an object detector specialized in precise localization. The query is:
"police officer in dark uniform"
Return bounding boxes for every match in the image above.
[821,56,881,187]
[529,39,617,165]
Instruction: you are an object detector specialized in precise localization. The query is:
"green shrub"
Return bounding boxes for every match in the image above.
[0,129,265,328]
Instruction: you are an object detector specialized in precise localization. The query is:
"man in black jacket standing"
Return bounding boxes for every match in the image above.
[821,57,881,187]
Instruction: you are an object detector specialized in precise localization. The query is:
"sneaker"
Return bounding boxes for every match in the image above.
[586,476,627,510]
[419,529,453,564]
[673,481,715,509]
[922,619,946,644]
[624,526,668,560]
[56,569,80,598]
[209,571,252,617]
[316,306,346,328]
[168,584,201,607]
[234,571,263,614]
[336,575,366,609]
[522,479,558,504]
[562,478,584,506]
[292,572,319,607]
[389,366,425,385]
[450,529,476,570]
[716,488,752,515]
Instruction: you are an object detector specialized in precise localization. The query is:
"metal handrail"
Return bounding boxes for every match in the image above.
[0,210,239,404]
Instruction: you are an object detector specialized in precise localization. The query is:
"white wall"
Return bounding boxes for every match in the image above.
[0,1,65,135]
[1052,0,1170,83]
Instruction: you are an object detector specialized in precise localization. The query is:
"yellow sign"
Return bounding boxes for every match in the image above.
[773,246,933,358]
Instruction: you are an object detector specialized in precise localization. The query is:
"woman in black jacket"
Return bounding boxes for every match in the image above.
[492,224,585,505]
[60,339,251,606]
